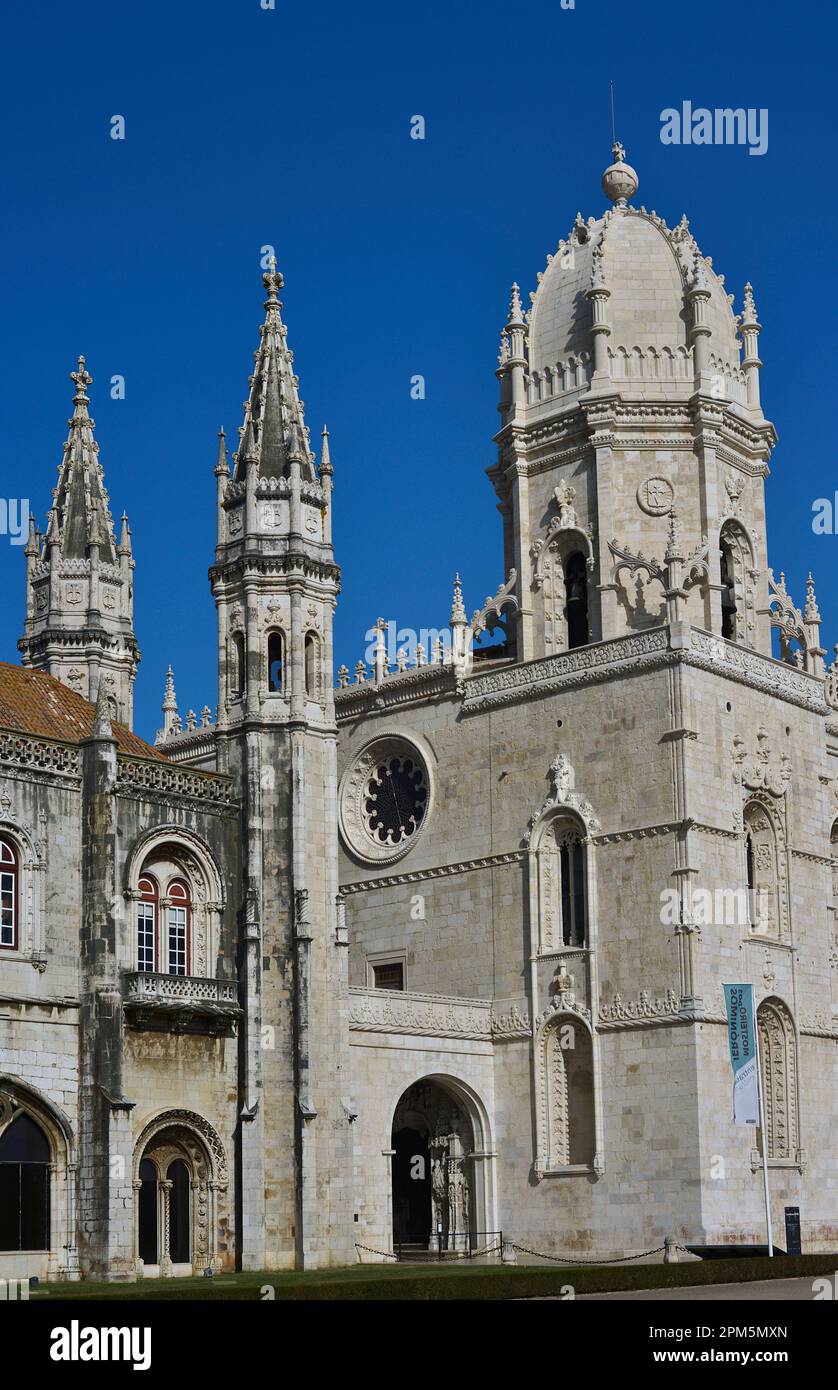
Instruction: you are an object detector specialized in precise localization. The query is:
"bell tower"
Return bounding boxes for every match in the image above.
[491,145,777,665]
[209,257,353,1269]
[19,357,139,727]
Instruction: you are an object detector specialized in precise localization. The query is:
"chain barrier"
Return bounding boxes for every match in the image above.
[355,1240,503,1262]
[356,1238,691,1266]
[511,1240,690,1266]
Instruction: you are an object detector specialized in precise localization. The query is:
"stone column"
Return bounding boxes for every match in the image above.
[159,1180,173,1277]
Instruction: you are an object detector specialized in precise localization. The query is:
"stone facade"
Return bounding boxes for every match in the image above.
[2,148,837,1279]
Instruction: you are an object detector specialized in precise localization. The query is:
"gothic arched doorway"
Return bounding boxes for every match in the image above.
[133,1114,227,1278]
[391,1079,476,1252]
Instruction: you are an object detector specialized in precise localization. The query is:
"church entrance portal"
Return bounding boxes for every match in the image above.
[391,1080,475,1251]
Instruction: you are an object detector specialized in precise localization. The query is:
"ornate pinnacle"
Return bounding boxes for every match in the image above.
[741,281,758,326]
[215,427,229,476]
[319,424,333,476]
[92,679,113,738]
[162,664,178,713]
[664,507,683,562]
[262,253,284,305]
[450,573,467,626]
[805,572,821,624]
[118,511,132,556]
[506,283,524,327]
[70,354,92,402]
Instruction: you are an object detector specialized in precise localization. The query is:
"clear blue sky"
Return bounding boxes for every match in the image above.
[1,0,835,740]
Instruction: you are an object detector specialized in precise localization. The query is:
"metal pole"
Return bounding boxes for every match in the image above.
[753,1022,774,1256]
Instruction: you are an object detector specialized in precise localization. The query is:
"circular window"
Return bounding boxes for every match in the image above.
[339,736,432,865]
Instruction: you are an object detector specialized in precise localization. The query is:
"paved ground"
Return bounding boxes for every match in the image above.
[578,1276,826,1301]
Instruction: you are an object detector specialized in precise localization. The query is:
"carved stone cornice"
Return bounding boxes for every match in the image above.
[463,628,671,714]
[593,821,681,845]
[688,629,825,713]
[339,850,526,895]
[598,987,680,1026]
[336,663,459,720]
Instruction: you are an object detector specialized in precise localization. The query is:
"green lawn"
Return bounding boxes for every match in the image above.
[33,1251,838,1300]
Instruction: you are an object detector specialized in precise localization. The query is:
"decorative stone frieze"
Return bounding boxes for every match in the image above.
[348,987,491,1040]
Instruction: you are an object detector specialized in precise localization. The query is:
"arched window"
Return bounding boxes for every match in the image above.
[305,631,320,696]
[559,837,586,947]
[563,551,589,649]
[138,1158,158,1265]
[137,875,158,973]
[0,835,18,950]
[0,1112,51,1252]
[267,630,284,694]
[719,539,737,640]
[538,818,588,951]
[231,632,245,700]
[167,880,190,976]
[757,999,798,1161]
[744,802,779,936]
[168,1159,191,1264]
[719,522,755,645]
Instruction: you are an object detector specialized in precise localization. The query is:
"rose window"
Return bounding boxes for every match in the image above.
[339,737,433,865]
[363,754,428,846]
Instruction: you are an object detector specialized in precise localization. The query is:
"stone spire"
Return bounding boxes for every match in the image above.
[92,676,113,739]
[450,574,472,677]
[804,573,826,677]
[52,357,118,563]
[156,665,180,742]
[319,426,333,546]
[231,256,315,486]
[19,358,140,728]
[497,283,529,416]
[739,282,763,410]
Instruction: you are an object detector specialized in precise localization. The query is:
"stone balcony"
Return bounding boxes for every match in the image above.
[122,971,242,1036]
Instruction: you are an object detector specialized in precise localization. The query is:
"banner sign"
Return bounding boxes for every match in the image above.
[723,983,759,1126]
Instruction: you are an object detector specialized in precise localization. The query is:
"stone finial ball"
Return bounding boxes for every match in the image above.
[602,159,639,203]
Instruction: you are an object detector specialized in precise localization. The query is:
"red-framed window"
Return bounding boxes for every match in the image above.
[0,837,18,950]
[137,875,158,973]
[167,880,191,976]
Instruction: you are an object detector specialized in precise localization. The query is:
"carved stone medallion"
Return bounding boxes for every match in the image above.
[636,476,674,516]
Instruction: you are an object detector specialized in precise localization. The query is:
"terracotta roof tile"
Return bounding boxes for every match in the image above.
[0,662,169,761]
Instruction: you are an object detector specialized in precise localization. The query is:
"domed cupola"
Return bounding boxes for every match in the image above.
[523,145,744,407]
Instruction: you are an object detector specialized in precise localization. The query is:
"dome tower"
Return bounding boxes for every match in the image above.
[491,146,776,662]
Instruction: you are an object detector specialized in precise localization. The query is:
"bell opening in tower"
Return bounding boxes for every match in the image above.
[564,551,589,649]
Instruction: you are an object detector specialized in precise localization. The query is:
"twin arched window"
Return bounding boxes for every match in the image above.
[264,630,319,696]
[136,874,191,976]
[0,836,17,950]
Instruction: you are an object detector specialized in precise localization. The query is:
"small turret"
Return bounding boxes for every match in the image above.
[19,358,140,726]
